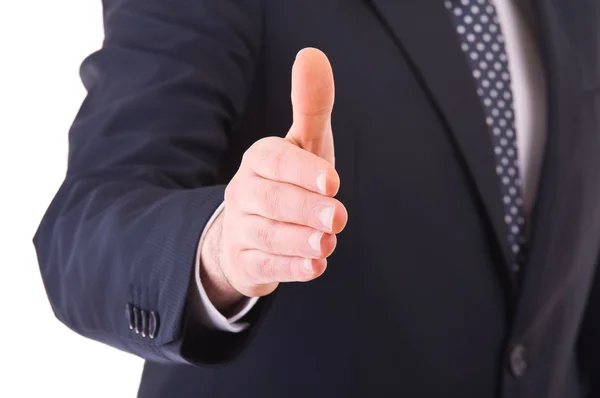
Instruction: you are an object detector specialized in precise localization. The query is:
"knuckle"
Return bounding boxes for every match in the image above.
[255,221,274,252]
[245,137,275,167]
[256,255,276,280]
[280,257,295,280]
[299,196,314,225]
[257,137,279,158]
[263,184,282,218]
[250,136,270,153]
[270,152,285,180]
[270,144,291,180]
[256,136,279,148]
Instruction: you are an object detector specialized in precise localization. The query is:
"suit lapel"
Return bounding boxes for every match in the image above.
[366,0,514,276]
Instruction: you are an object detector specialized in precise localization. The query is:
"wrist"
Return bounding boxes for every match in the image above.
[200,211,245,315]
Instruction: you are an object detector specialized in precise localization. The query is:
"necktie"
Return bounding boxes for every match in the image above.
[444,0,528,273]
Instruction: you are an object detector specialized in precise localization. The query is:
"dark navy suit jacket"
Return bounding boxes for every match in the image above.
[34,0,600,397]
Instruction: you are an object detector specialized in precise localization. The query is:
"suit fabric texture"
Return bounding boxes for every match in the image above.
[34,0,600,397]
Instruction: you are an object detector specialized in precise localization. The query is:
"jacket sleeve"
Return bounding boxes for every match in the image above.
[33,0,265,365]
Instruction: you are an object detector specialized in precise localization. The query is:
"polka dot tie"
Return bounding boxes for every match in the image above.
[444,0,528,273]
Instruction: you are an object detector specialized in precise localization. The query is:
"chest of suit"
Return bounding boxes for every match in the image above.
[212,0,600,396]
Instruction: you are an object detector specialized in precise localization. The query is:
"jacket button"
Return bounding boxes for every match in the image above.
[140,310,148,337]
[509,344,527,378]
[133,306,141,334]
[148,311,159,339]
[126,304,135,330]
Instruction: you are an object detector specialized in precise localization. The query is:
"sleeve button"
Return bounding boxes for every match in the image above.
[148,311,159,339]
[126,303,134,330]
[140,310,148,337]
[509,344,528,378]
[133,306,141,334]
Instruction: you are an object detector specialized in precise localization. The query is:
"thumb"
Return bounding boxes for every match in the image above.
[286,47,335,165]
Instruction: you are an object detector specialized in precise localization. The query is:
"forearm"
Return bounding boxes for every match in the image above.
[34,177,226,363]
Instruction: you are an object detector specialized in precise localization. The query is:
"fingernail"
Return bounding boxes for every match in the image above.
[309,231,323,253]
[302,258,312,272]
[317,172,327,195]
[319,207,334,231]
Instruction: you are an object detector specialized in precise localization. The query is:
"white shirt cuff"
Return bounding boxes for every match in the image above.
[193,202,259,333]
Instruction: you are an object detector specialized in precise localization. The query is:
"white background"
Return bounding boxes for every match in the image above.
[0,2,143,397]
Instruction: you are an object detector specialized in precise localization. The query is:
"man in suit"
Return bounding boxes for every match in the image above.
[34,0,600,396]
